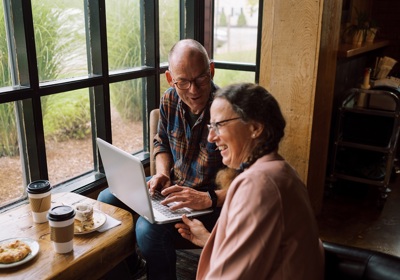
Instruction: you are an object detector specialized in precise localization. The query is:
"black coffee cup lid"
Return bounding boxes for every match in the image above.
[27,180,52,194]
[47,205,76,221]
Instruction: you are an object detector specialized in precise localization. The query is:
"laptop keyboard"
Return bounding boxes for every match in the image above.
[151,191,191,218]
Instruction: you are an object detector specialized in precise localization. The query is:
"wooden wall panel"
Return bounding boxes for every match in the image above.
[259,0,323,183]
[259,0,397,213]
[310,0,343,213]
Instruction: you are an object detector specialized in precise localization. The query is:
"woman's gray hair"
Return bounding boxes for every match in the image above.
[214,83,286,170]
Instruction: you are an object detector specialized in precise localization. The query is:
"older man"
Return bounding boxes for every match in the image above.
[98,39,225,279]
[135,39,225,280]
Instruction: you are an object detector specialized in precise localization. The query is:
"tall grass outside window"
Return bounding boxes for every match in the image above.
[42,90,93,186]
[0,0,261,209]
[0,102,23,207]
[110,80,144,153]
[33,0,88,82]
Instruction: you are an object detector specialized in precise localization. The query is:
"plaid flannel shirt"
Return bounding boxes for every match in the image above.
[153,82,223,191]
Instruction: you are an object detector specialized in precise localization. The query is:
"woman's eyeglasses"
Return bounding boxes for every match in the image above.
[207,117,241,135]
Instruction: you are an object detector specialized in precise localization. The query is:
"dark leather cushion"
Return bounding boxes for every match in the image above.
[323,241,400,280]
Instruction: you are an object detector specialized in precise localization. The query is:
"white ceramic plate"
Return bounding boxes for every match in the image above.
[74,209,107,235]
[0,237,40,269]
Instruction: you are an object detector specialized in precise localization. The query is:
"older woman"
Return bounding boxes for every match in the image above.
[175,83,324,279]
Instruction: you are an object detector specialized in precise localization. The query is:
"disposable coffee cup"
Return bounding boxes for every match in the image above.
[75,203,94,222]
[47,205,76,254]
[27,180,52,223]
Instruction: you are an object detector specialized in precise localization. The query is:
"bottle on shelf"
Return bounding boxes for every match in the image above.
[356,68,372,108]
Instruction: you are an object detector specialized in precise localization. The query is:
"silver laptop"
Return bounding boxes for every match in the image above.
[96,138,213,224]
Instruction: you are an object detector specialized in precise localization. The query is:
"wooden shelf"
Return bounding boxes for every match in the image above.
[337,40,390,58]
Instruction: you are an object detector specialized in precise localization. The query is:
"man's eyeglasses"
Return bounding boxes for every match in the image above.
[207,117,241,135]
[173,73,210,90]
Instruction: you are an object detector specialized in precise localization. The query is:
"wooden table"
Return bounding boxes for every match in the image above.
[0,192,135,280]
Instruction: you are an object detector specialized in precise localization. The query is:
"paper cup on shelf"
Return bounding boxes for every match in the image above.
[27,180,52,223]
[47,205,76,254]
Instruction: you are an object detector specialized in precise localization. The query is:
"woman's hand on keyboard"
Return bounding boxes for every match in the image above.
[161,185,212,211]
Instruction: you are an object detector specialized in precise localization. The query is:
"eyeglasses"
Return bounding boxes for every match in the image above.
[172,73,210,90]
[207,117,241,135]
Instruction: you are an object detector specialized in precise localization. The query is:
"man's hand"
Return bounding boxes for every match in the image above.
[175,215,210,247]
[161,185,212,210]
[147,173,171,195]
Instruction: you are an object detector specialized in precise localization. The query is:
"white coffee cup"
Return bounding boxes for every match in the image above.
[47,205,76,254]
[75,203,94,222]
[26,180,52,223]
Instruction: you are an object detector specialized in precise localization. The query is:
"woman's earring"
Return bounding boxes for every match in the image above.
[252,133,256,138]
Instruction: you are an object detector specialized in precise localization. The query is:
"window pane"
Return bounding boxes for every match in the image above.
[42,90,93,185]
[159,0,180,64]
[106,0,142,71]
[32,0,88,82]
[0,3,11,87]
[0,102,24,207]
[213,0,259,63]
[111,79,144,153]
[159,72,170,97]
[213,69,255,87]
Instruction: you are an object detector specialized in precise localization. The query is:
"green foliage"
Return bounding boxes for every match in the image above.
[237,9,247,27]
[0,103,18,156]
[43,91,91,141]
[213,50,256,87]
[246,0,258,17]
[0,4,11,87]
[106,1,141,70]
[0,1,89,154]
[343,8,377,44]
[34,1,90,141]
[0,1,65,154]
[219,8,228,27]
[106,0,179,121]
[0,6,16,156]
[110,80,143,122]
[159,0,180,62]
[107,1,143,121]
[159,74,171,97]
[216,49,256,64]
[0,0,258,156]
[32,2,65,82]
[214,70,255,88]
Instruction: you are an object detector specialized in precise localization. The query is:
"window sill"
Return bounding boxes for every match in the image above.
[0,151,150,213]
[55,151,150,196]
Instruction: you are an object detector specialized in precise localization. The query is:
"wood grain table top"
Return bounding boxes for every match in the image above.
[0,192,135,280]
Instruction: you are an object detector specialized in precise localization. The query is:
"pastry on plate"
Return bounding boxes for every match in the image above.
[0,240,31,264]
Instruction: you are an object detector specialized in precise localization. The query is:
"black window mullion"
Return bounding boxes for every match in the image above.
[85,0,109,77]
[142,0,159,154]
[20,98,47,181]
[8,0,48,183]
[85,0,110,172]
[255,0,263,84]
[214,61,256,72]
[184,0,195,40]
[203,0,214,55]
[179,0,185,39]
[192,0,205,43]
